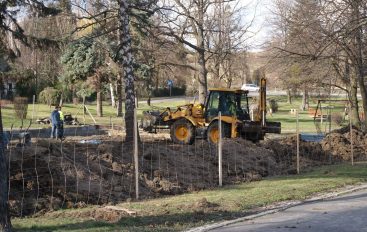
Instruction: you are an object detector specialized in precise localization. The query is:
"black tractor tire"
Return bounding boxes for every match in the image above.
[207,121,230,145]
[170,119,195,145]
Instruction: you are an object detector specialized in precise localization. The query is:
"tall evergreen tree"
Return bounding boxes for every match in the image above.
[1,2,60,230]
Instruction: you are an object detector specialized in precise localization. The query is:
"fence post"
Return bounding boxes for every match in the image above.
[83,97,86,124]
[134,108,139,199]
[349,105,354,166]
[218,112,223,187]
[296,110,300,174]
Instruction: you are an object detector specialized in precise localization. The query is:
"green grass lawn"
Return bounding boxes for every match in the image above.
[266,95,349,133]
[1,99,189,129]
[2,95,350,133]
[12,163,367,232]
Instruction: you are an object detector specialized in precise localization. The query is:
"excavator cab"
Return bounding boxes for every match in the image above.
[204,89,250,121]
[203,89,256,144]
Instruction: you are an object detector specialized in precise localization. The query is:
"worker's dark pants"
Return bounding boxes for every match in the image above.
[51,123,64,139]
[58,123,64,138]
[51,124,57,138]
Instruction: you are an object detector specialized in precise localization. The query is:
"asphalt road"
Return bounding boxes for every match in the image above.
[141,90,287,105]
[210,188,367,232]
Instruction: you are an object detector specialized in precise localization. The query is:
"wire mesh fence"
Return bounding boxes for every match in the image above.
[3,106,364,218]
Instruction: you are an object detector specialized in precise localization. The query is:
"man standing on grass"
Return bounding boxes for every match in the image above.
[50,106,61,139]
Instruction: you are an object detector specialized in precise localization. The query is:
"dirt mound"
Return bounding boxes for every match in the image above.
[222,139,278,178]
[46,205,136,223]
[6,133,338,217]
[7,139,131,216]
[321,127,367,161]
[263,136,333,174]
[139,138,278,192]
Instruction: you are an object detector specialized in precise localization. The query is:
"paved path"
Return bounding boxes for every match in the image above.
[139,90,287,105]
[210,188,367,232]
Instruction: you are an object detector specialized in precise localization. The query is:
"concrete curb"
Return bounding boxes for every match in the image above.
[186,184,367,232]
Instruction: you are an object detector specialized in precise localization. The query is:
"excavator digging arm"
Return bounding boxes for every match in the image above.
[259,78,267,127]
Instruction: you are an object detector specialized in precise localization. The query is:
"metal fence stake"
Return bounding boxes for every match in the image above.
[31,95,35,121]
[134,108,139,199]
[296,110,300,174]
[349,105,354,166]
[218,112,223,187]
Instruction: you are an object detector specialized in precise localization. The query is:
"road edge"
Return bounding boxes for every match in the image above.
[185,183,367,232]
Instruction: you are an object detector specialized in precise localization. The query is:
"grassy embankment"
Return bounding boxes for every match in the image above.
[12,164,367,232]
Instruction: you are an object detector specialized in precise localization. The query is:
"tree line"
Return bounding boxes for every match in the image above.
[270,0,367,127]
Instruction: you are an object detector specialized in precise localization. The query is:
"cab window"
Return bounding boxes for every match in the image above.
[206,91,220,118]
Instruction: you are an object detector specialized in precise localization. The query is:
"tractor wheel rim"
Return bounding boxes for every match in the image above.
[175,125,188,141]
[209,128,219,143]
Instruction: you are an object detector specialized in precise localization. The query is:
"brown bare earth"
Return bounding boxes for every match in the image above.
[7,127,362,217]
[321,126,367,161]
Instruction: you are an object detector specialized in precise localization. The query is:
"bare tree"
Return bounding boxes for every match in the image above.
[159,0,253,102]
[269,0,367,126]
[206,0,251,88]
[158,0,212,103]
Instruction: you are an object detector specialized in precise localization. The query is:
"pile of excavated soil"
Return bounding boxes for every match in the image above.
[6,133,337,216]
[8,139,132,216]
[263,136,333,174]
[321,126,367,161]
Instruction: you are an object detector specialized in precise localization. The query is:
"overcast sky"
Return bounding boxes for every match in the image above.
[244,0,273,51]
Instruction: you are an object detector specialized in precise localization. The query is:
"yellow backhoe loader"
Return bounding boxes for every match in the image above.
[142,78,281,144]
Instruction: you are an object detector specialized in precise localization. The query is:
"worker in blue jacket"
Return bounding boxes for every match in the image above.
[50,106,62,139]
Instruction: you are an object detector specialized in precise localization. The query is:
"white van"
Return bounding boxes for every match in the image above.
[241,84,260,92]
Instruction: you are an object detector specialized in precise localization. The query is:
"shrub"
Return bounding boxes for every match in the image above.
[13,97,28,119]
[14,69,36,97]
[152,86,186,97]
[39,87,60,106]
[268,99,278,113]
[331,112,344,126]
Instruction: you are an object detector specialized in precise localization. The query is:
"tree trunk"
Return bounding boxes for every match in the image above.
[301,86,309,111]
[0,106,12,232]
[59,93,63,107]
[119,0,136,142]
[349,75,360,126]
[226,68,232,88]
[197,2,207,104]
[83,96,86,123]
[197,48,207,104]
[96,90,103,117]
[116,74,123,117]
[110,83,116,108]
[287,89,292,104]
[96,74,103,117]
[353,0,367,128]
